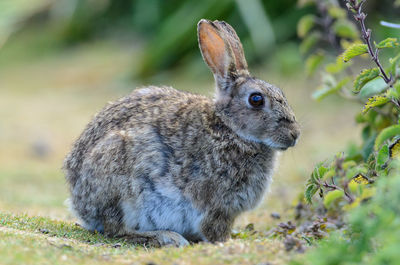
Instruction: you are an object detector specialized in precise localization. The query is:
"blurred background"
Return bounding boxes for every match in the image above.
[0,0,398,229]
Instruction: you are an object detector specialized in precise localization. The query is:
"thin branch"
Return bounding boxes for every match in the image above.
[316,0,341,52]
[318,180,355,203]
[345,0,393,86]
[322,181,341,191]
[343,181,355,203]
[392,98,400,108]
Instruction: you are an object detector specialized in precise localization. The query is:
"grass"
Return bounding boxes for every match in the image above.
[0,35,361,264]
[0,212,297,265]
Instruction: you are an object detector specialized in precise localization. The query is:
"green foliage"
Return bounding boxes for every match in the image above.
[389,53,400,75]
[303,153,380,212]
[374,124,400,151]
[341,43,368,62]
[363,94,389,113]
[135,0,233,78]
[353,68,380,93]
[297,14,315,38]
[325,55,349,74]
[304,163,328,204]
[332,19,359,40]
[323,190,344,208]
[312,76,349,101]
[305,52,324,75]
[297,0,362,77]
[305,184,319,204]
[388,81,400,99]
[297,0,400,262]
[1,0,308,79]
[376,144,389,168]
[299,31,320,54]
[390,139,400,160]
[327,6,346,19]
[374,37,400,49]
[297,161,400,265]
[359,77,388,98]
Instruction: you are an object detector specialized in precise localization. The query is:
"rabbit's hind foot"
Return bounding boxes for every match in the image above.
[117,230,190,248]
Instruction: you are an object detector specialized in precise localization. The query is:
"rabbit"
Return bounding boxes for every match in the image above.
[63,19,300,247]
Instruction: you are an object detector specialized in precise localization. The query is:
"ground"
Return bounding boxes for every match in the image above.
[0,39,360,264]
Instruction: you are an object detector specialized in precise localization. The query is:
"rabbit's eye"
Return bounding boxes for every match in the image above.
[249,93,264,108]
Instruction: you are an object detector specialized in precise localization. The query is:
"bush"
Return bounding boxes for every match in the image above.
[296,161,400,265]
[291,0,400,263]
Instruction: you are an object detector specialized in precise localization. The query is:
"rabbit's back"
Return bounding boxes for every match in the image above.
[64,86,211,187]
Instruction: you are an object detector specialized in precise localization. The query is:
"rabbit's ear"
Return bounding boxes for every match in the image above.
[197,19,249,94]
[213,21,248,73]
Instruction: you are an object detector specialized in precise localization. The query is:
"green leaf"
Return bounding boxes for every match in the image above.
[389,138,400,159]
[376,144,389,168]
[309,162,328,184]
[389,53,400,76]
[351,174,369,184]
[359,77,388,99]
[341,44,368,62]
[389,53,400,65]
[333,19,359,39]
[362,94,390,113]
[362,133,377,161]
[323,190,344,208]
[374,125,400,150]
[325,55,350,74]
[136,0,233,78]
[327,6,346,19]
[387,81,400,99]
[322,169,336,180]
[375,38,400,49]
[297,15,316,38]
[345,166,368,180]
[353,68,380,93]
[346,142,362,160]
[312,77,349,101]
[311,166,321,182]
[305,184,318,204]
[317,165,328,178]
[361,125,372,142]
[306,52,324,75]
[299,31,320,54]
[342,160,357,170]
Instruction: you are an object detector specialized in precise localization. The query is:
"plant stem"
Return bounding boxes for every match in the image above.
[316,0,340,51]
[321,181,355,203]
[345,0,392,86]
[322,181,341,191]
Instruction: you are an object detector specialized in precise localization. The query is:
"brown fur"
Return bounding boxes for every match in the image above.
[63,19,300,247]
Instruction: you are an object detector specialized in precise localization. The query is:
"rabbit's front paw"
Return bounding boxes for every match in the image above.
[201,211,233,243]
[154,231,190,247]
[119,230,189,247]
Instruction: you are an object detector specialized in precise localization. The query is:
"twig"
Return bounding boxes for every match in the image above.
[345,0,393,86]
[322,181,341,191]
[343,181,355,203]
[316,0,341,52]
[320,181,355,203]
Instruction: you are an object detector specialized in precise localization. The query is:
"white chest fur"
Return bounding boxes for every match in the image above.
[121,182,204,241]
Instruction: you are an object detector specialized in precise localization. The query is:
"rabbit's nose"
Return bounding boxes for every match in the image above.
[290,130,300,146]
